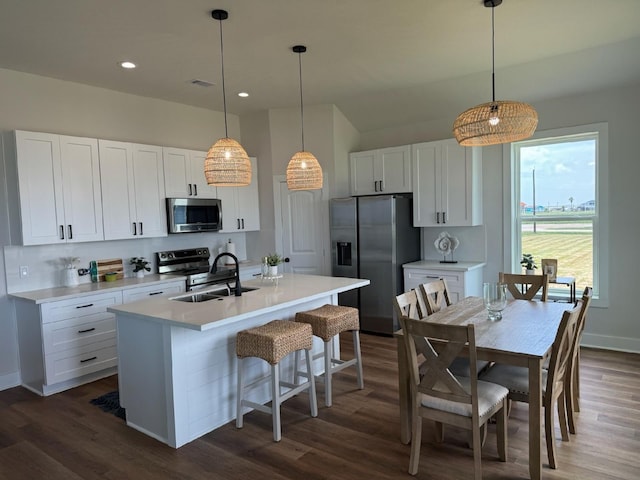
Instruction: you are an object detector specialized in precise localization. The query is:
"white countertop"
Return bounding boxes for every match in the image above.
[108,273,370,332]
[403,260,486,272]
[9,274,186,304]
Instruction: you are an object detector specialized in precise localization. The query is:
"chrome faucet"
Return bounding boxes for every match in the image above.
[211,252,242,296]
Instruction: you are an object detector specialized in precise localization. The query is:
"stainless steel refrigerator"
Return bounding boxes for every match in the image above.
[330,195,421,335]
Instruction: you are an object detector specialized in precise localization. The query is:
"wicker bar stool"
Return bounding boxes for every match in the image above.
[295,304,364,407]
[236,319,317,442]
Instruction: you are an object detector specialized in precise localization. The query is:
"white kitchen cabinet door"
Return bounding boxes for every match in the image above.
[218,157,260,232]
[163,148,217,199]
[100,140,167,239]
[13,131,102,245]
[350,145,411,195]
[132,144,167,238]
[412,139,482,227]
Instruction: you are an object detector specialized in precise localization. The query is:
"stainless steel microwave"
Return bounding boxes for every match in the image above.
[166,198,222,233]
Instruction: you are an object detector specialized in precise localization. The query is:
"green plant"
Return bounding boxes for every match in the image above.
[130,257,150,272]
[266,253,283,267]
[520,253,537,270]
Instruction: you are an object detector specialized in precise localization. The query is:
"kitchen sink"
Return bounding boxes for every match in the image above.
[171,286,259,303]
[172,292,225,303]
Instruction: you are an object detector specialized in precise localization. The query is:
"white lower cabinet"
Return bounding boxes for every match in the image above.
[15,279,185,396]
[403,261,485,304]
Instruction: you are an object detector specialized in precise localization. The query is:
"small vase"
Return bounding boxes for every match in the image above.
[267,265,278,277]
[136,270,145,278]
[526,269,535,275]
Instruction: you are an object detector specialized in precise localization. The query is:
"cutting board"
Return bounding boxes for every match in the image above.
[96,258,124,282]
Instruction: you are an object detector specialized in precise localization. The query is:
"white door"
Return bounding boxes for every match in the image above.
[275,178,328,275]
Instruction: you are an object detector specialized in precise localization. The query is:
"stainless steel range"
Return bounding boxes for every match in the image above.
[156,247,236,291]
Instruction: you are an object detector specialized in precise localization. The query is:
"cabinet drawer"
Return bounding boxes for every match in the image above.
[43,313,115,354]
[41,291,122,323]
[404,268,464,290]
[44,339,117,385]
[122,281,184,303]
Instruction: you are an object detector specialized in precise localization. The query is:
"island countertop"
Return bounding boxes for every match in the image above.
[108,273,370,332]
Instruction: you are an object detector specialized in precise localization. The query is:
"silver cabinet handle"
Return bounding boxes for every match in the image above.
[188,183,193,196]
[193,184,198,196]
[60,225,65,239]
[241,218,245,229]
[139,222,143,235]
[68,224,73,239]
[237,218,241,229]
[379,180,384,192]
[133,222,137,235]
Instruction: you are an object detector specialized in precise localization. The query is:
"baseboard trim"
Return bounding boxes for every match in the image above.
[582,332,640,354]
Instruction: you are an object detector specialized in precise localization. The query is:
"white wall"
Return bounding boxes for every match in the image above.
[357,81,640,353]
[0,68,247,390]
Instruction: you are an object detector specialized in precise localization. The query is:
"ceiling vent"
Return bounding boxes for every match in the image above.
[190,79,215,87]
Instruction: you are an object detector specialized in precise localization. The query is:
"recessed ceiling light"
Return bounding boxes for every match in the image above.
[238,92,249,98]
[120,61,136,69]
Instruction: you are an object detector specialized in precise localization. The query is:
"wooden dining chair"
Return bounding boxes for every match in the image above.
[565,286,593,434]
[480,301,582,469]
[499,272,549,301]
[417,279,489,378]
[418,279,452,315]
[393,289,424,320]
[399,315,508,478]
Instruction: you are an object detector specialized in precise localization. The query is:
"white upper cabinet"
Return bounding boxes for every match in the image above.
[412,138,482,227]
[10,131,103,245]
[218,157,260,232]
[163,147,218,199]
[99,140,167,240]
[349,145,411,196]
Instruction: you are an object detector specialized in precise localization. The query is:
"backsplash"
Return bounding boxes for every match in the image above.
[3,232,248,294]
[420,225,486,263]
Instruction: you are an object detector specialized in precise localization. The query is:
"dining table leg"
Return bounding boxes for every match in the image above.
[528,357,543,480]
[396,333,411,444]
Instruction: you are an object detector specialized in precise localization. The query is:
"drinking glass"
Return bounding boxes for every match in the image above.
[483,282,507,321]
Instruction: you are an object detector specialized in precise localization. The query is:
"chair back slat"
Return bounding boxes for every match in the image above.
[393,290,423,320]
[418,279,452,315]
[546,301,582,395]
[399,316,476,406]
[499,272,549,301]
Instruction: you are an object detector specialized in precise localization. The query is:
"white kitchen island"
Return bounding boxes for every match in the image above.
[108,273,369,448]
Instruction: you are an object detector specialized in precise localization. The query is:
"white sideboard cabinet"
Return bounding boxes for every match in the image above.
[403,261,485,304]
[5,131,104,246]
[349,145,411,196]
[412,139,482,227]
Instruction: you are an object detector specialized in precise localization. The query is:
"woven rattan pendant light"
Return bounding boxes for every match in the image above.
[204,9,251,187]
[453,0,538,147]
[286,45,323,191]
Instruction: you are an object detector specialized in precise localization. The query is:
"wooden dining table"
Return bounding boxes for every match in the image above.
[395,296,570,480]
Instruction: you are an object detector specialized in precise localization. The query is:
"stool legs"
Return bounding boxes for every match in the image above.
[353,330,364,390]
[324,339,333,407]
[236,349,317,442]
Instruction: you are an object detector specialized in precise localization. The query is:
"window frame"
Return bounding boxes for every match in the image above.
[502,122,609,307]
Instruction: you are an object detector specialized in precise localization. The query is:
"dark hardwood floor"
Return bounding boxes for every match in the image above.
[1,333,639,479]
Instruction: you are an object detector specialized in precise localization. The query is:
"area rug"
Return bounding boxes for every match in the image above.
[90,390,126,421]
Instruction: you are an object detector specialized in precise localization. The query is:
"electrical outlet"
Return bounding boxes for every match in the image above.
[19,265,29,278]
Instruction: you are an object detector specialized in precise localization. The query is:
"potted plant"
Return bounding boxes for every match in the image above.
[265,253,283,276]
[520,253,537,275]
[130,257,150,278]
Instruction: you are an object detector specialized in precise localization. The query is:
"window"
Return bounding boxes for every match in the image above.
[506,123,608,305]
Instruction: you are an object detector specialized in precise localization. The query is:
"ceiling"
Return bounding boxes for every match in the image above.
[2,0,640,133]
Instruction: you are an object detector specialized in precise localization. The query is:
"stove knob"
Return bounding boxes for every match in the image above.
[168,253,174,259]
[159,253,166,259]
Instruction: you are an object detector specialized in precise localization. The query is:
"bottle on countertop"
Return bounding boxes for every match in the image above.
[89,261,98,283]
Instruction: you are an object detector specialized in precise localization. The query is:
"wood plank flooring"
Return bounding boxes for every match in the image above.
[1,333,639,479]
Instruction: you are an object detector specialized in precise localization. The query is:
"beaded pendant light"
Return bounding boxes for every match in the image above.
[453,0,538,147]
[286,45,323,191]
[204,9,251,187]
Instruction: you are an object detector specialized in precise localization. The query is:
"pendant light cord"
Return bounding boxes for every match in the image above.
[491,4,496,103]
[297,50,305,151]
[217,17,229,138]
